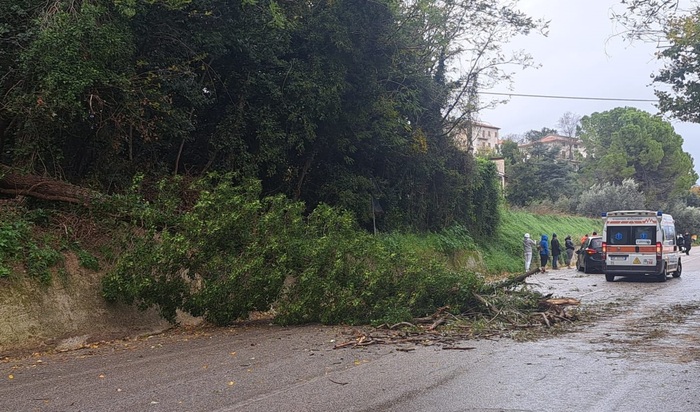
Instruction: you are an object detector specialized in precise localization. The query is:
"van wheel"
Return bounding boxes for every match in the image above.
[672,260,682,278]
[605,273,615,282]
[658,263,668,282]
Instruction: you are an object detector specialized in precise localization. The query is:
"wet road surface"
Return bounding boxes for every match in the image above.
[2,254,700,411]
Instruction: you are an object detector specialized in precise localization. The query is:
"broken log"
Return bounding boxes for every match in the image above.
[0,164,102,206]
[481,266,542,292]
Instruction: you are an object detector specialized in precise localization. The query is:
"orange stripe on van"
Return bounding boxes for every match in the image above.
[607,245,656,253]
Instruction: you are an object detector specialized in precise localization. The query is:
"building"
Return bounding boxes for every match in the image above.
[489,156,506,191]
[453,121,501,155]
[518,134,586,160]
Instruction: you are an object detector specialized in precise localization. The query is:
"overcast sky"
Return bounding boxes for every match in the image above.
[481,0,700,180]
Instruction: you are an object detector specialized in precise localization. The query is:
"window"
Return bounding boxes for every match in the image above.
[606,226,657,245]
[589,238,603,250]
[663,224,676,243]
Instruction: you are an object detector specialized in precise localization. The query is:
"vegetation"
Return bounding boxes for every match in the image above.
[0,0,544,234]
[2,0,700,333]
[576,179,646,217]
[578,107,697,202]
[503,106,700,231]
[0,176,598,327]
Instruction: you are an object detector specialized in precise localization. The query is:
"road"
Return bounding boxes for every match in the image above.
[2,254,700,412]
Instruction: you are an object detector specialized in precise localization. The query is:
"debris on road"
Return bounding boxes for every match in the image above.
[333,295,581,350]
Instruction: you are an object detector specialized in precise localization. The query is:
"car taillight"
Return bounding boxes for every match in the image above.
[602,242,607,259]
[586,248,596,255]
[656,241,662,259]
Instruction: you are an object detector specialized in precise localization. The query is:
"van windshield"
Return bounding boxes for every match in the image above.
[606,226,657,245]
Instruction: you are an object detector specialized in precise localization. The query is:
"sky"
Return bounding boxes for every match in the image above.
[481,0,700,179]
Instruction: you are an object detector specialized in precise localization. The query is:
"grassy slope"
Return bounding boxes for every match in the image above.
[480,208,602,277]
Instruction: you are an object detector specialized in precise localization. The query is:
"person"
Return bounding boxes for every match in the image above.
[580,233,589,248]
[685,233,692,255]
[539,234,550,273]
[564,235,575,269]
[523,233,537,272]
[592,231,598,236]
[551,233,561,270]
[678,233,685,252]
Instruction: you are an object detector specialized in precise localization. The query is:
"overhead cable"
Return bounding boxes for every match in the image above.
[481,91,657,103]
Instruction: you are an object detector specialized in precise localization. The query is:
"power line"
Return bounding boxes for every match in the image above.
[481,91,657,103]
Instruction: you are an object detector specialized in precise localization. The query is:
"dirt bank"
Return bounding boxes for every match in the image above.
[0,252,171,356]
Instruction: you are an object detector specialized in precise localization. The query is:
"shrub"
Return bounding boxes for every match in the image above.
[0,219,31,278]
[103,175,487,326]
[576,179,646,217]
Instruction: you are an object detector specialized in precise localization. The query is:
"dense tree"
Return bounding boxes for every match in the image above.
[653,11,700,122]
[0,0,45,157]
[578,107,697,205]
[0,0,545,233]
[523,127,558,142]
[505,146,578,207]
[576,179,646,217]
[611,1,700,123]
[500,139,521,165]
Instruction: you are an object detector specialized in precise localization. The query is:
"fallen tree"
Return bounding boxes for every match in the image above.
[0,165,100,205]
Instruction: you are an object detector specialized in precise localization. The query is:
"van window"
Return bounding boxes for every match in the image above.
[663,224,675,243]
[606,226,657,245]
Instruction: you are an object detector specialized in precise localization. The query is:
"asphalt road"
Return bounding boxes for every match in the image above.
[2,254,700,412]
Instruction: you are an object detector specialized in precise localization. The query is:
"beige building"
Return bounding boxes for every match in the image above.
[453,121,501,155]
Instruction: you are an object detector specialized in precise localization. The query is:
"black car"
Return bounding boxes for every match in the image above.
[576,236,604,273]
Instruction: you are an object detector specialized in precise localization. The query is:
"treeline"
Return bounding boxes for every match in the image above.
[0,0,545,233]
[500,108,700,232]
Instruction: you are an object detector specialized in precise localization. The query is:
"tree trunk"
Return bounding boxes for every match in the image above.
[0,165,100,205]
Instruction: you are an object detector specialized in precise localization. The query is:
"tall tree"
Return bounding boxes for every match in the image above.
[0,0,545,233]
[610,1,700,123]
[523,127,558,142]
[505,153,578,207]
[653,10,700,122]
[556,111,581,137]
[500,139,521,165]
[578,107,697,205]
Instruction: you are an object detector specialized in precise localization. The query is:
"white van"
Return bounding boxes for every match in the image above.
[601,210,682,282]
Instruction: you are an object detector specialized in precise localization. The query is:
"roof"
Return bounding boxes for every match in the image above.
[518,134,580,148]
[470,121,500,130]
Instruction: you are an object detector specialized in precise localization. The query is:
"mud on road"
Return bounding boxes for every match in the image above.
[527,255,700,364]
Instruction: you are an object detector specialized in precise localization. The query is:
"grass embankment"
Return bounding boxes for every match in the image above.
[483,208,602,277]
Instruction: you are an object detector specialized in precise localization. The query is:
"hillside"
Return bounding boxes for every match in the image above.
[0,206,600,354]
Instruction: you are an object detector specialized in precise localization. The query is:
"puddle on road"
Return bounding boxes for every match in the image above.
[527,270,700,364]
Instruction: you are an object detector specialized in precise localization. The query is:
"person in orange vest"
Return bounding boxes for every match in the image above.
[580,233,589,247]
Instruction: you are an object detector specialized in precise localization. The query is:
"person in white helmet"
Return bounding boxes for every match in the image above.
[523,233,537,272]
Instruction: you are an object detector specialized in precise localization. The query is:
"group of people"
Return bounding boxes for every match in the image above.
[523,232,585,273]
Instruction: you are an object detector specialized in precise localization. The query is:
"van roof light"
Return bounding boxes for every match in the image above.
[601,212,607,217]
[657,210,663,216]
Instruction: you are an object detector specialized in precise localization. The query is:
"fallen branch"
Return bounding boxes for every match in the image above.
[482,267,542,292]
[389,321,416,330]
